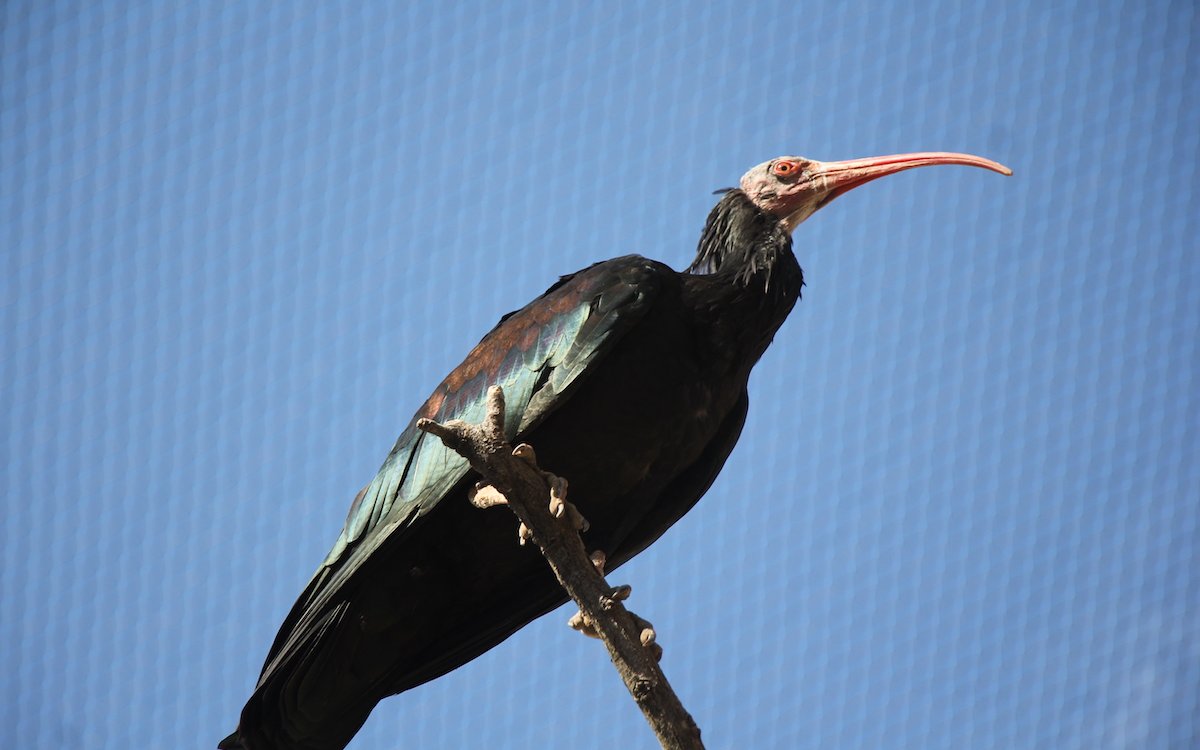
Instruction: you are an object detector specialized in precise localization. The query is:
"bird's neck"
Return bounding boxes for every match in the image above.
[688,190,803,295]
[684,190,804,366]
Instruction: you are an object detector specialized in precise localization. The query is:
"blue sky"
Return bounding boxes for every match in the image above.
[2,2,1196,748]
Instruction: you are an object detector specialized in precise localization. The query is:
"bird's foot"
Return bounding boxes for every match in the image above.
[568,596,662,662]
[568,578,630,638]
[468,445,589,545]
[512,443,589,534]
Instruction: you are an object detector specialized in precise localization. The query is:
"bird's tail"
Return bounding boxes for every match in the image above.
[217,730,246,749]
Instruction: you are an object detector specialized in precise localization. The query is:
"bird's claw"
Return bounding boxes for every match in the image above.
[547,475,568,518]
[568,547,662,661]
[468,482,509,509]
[631,613,656,646]
[464,443,589,548]
[568,610,600,639]
[510,444,589,532]
[626,612,661,661]
[590,550,607,575]
[512,443,538,466]
[466,482,535,544]
[544,473,589,532]
[568,605,662,661]
[600,584,632,610]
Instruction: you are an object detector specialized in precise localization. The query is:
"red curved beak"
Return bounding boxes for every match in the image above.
[813,151,1013,205]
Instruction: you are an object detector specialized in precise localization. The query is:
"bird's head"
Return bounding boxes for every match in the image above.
[740,152,1012,231]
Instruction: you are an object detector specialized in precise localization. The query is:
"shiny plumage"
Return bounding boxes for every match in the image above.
[223,152,1009,750]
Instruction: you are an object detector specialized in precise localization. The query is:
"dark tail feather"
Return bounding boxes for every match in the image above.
[217,730,245,749]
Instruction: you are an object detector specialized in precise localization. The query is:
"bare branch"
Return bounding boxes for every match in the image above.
[417,386,705,750]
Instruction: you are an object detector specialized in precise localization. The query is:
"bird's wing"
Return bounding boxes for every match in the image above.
[254,254,666,685]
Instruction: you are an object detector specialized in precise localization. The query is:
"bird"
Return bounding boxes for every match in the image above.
[221,151,1011,750]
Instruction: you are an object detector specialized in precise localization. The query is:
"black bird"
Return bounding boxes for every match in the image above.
[222,151,1010,750]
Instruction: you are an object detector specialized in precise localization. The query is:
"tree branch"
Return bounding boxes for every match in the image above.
[417,386,705,750]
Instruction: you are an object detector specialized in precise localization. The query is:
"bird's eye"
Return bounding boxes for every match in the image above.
[771,160,801,177]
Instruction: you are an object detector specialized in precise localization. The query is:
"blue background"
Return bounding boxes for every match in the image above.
[3,2,1197,748]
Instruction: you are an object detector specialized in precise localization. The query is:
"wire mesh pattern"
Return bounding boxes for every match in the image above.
[2,2,1197,748]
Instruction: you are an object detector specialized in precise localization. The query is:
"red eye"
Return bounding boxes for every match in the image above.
[771,160,800,177]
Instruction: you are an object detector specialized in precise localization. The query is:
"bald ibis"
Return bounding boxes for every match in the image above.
[221,152,1010,750]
